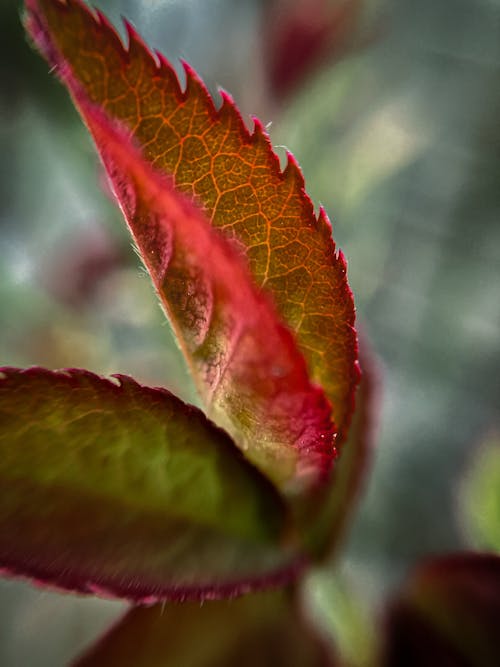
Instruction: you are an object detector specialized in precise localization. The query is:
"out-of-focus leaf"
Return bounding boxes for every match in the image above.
[73,588,333,667]
[306,569,376,667]
[25,0,359,454]
[0,367,301,602]
[460,431,500,552]
[383,553,500,667]
[40,225,125,308]
[263,0,362,101]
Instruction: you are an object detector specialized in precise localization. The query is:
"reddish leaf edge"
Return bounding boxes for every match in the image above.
[0,555,307,604]
[312,333,382,559]
[24,0,360,447]
[0,366,308,603]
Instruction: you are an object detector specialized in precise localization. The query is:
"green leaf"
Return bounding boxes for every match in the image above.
[460,431,500,552]
[73,589,333,666]
[0,367,300,601]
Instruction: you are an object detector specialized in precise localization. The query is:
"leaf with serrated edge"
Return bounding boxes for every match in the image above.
[73,589,332,667]
[25,11,337,495]
[0,367,302,602]
[25,0,359,473]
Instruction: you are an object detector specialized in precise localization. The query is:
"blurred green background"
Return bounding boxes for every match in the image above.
[1,0,499,664]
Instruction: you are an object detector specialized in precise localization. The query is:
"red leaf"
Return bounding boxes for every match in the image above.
[264,0,362,100]
[24,0,359,487]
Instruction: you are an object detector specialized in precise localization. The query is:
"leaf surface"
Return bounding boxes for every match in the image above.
[25,0,359,477]
[73,589,333,667]
[383,553,500,667]
[0,367,300,601]
[46,99,335,496]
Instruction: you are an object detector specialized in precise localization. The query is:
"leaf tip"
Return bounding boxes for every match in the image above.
[123,17,159,69]
[217,86,235,109]
[283,150,307,191]
[317,205,336,243]
[181,59,211,105]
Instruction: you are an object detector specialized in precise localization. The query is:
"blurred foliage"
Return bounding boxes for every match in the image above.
[1,0,499,664]
[382,554,500,667]
[306,567,376,667]
[73,589,332,666]
[459,431,500,553]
